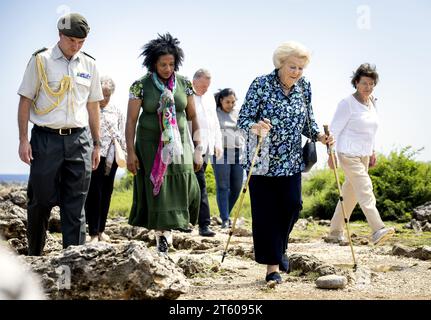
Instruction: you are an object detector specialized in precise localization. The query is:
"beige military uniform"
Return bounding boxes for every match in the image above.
[19,44,103,256]
[18,44,103,129]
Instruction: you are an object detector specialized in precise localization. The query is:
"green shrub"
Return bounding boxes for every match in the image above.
[115,171,134,191]
[370,147,431,221]
[110,172,134,218]
[108,188,132,218]
[302,169,343,220]
[302,147,431,222]
[205,162,216,196]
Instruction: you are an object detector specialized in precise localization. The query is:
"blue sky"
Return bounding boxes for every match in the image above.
[1,0,430,174]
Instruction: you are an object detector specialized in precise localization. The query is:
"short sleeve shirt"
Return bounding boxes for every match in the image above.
[18,44,103,129]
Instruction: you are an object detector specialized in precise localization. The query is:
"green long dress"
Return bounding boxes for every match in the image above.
[128,73,200,229]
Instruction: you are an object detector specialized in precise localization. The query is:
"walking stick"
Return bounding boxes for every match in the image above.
[323,125,357,270]
[221,135,263,263]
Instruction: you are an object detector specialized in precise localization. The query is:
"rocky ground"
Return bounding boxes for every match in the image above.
[1,186,430,300]
[173,226,431,300]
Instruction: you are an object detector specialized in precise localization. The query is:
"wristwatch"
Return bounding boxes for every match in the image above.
[195,144,204,152]
[93,140,102,147]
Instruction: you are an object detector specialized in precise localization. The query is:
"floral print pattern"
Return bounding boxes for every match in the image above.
[129,73,194,100]
[237,70,320,176]
[99,104,126,157]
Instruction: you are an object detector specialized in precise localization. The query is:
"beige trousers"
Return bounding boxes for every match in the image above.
[329,153,385,235]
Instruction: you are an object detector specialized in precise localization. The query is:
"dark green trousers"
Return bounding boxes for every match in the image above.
[27,126,92,256]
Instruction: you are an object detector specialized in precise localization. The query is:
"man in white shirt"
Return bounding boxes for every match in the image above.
[17,13,103,255]
[192,69,222,237]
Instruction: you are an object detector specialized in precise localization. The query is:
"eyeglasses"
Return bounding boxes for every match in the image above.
[358,81,375,87]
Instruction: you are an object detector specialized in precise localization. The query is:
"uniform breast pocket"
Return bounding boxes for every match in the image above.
[46,73,64,91]
[75,76,91,98]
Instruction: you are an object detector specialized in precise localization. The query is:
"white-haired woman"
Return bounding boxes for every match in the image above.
[85,76,126,243]
[237,41,334,284]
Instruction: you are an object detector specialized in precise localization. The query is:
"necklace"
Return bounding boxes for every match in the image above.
[281,81,292,90]
[277,70,296,96]
[277,70,292,90]
[279,78,292,95]
[354,92,370,106]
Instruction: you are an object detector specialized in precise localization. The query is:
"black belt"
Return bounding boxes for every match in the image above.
[34,125,85,136]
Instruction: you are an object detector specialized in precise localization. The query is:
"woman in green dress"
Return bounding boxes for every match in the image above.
[126,33,202,255]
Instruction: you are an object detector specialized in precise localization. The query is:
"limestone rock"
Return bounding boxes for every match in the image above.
[177,255,221,278]
[289,254,340,276]
[211,216,223,226]
[10,190,27,209]
[0,201,27,240]
[411,219,423,233]
[227,245,255,260]
[422,222,431,232]
[48,207,61,233]
[412,202,431,222]
[392,244,431,260]
[294,219,308,231]
[315,275,347,289]
[411,246,431,260]
[173,234,207,250]
[24,241,189,299]
[317,220,331,227]
[232,227,252,237]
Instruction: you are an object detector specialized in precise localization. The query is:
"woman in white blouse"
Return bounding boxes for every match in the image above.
[85,76,126,243]
[326,63,395,245]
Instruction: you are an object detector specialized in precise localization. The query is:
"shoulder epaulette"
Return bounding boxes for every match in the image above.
[32,47,47,56]
[82,51,96,60]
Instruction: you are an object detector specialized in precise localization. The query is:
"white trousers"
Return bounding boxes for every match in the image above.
[329,153,385,235]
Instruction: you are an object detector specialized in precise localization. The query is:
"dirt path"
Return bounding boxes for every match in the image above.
[171,229,431,300]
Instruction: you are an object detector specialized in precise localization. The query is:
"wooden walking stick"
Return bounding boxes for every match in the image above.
[323,125,357,270]
[221,135,263,263]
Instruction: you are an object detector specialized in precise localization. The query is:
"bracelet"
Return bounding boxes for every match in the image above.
[93,140,101,147]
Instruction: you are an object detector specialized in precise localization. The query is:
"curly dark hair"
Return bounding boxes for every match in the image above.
[351,63,379,88]
[140,33,184,72]
[214,88,237,109]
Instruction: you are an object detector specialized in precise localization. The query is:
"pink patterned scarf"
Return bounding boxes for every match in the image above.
[150,72,183,196]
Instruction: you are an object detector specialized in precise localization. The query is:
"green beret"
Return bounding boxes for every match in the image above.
[57,13,90,38]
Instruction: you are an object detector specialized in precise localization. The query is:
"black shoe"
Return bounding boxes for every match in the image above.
[175,227,193,233]
[199,226,216,237]
[265,272,282,284]
[157,235,169,254]
[221,219,232,229]
[279,254,290,273]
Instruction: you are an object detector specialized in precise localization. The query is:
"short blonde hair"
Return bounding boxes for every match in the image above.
[272,41,311,69]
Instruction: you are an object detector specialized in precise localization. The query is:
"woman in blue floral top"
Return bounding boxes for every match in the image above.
[237,41,334,284]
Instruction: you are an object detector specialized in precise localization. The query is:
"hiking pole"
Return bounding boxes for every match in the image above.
[323,125,357,270]
[221,135,263,263]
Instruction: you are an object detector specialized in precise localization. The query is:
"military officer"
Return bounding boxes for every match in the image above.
[17,13,104,256]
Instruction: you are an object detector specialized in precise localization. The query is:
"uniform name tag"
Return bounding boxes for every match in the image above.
[77,72,91,79]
